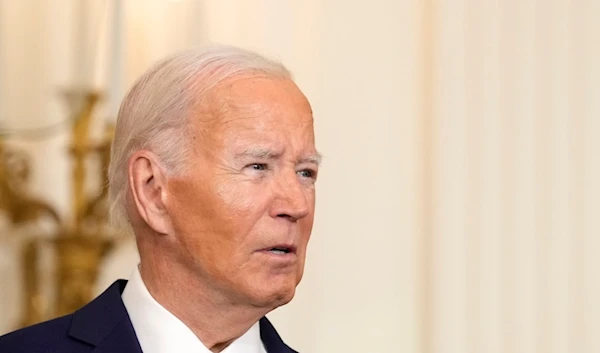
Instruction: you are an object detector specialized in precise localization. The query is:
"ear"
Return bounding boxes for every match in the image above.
[128,150,172,235]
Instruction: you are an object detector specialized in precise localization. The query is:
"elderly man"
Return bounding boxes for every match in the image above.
[0,45,320,353]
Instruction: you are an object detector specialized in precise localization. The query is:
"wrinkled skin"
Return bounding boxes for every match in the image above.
[165,75,320,308]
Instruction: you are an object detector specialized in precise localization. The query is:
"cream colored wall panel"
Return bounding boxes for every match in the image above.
[579,3,600,353]
[431,0,468,352]
[540,1,573,353]
[428,1,599,353]
[503,1,538,352]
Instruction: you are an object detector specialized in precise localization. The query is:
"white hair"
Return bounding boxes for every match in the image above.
[107,45,292,232]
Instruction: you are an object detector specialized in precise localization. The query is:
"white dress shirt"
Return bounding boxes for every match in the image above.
[122,267,267,353]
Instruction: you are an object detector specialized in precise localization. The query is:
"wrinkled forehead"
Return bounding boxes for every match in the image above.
[191,75,314,133]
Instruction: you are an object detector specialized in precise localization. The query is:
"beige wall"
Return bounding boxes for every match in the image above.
[1,1,599,353]
[428,1,600,352]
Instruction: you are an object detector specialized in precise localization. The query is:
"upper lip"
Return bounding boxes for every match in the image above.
[261,244,297,254]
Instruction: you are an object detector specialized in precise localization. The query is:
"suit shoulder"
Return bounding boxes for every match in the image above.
[0,315,87,353]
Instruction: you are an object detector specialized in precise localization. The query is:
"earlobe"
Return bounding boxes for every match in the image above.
[128,151,172,234]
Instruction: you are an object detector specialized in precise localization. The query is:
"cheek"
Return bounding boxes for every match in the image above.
[299,215,315,244]
[299,192,316,246]
[214,181,272,229]
[167,178,232,257]
[214,183,256,220]
[173,178,274,253]
[299,195,316,241]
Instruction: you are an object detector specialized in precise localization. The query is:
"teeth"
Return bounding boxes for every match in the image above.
[270,249,287,255]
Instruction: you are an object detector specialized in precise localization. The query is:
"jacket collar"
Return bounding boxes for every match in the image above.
[69,280,142,353]
[68,280,296,353]
[260,317,298,353]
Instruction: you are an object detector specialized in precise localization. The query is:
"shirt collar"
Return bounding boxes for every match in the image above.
[121,266,265,353]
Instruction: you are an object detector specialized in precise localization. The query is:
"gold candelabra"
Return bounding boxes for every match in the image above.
[0,90,118,327]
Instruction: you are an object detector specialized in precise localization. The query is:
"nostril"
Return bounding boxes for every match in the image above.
[277,213,297,221]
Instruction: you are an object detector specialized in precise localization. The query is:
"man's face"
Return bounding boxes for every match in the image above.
[166,75,318,308]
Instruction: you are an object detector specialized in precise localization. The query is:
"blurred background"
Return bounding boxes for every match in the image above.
[0,0,599,352]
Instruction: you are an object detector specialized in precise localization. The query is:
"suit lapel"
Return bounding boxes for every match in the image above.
[91,319,143,353]
[260,317,297,353]
[67,280,294,353]
[68,280,142,353]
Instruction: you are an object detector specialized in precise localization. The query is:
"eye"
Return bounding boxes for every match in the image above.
[297,169,317,180]
[248,163,268,171]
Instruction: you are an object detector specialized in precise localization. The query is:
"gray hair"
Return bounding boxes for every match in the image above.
[107,45,292,232]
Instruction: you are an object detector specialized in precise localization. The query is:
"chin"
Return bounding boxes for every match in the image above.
[248,280,297,309]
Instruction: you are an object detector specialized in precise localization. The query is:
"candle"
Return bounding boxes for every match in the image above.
[92,1,110,90]
[0,8,4,123]
[74,0,89,87]
[108,0,124,119]
[0,16,4,123]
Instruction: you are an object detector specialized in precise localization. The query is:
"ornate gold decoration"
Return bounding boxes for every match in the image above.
[0,90,118,328]
[0,143,60,225]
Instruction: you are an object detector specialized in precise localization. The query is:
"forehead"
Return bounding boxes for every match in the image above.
[194,75,314,134]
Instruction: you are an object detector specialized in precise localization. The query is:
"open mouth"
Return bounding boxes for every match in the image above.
[264,245,296,255]
[269,247,291,255]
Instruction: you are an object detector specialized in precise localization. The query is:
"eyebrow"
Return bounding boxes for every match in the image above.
[236,148,282,161]
[236,148,323,166]
[300,152,323,166]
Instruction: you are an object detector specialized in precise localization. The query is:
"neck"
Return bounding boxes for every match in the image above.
[138,252,267,352]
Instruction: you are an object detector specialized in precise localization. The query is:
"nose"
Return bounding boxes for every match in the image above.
[269,172,310,222]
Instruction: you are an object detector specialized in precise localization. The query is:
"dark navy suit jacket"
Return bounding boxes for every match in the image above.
[0,280,297,353]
